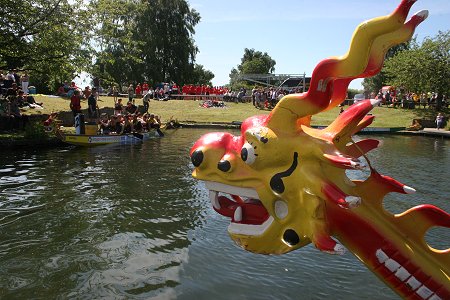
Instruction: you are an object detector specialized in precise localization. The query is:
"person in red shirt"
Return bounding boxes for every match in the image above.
[171,83,179,99]
[135,83,142,97]
[70,81,79,90]
[142,82,149,94]
[70,90,82,123]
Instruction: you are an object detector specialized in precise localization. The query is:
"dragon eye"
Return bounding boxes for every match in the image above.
[241,142,257,165]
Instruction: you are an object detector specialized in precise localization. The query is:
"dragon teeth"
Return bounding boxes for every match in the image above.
[345,196,361,208]
[403,185,416,194]
[209,191,220,209]
[234,206,242,222]
[204,181,259,199]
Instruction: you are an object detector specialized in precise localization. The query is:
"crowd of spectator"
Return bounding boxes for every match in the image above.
[250,86,291,109]
[0,69,43,130]
[57,81,99,100]
[374,88,448,110]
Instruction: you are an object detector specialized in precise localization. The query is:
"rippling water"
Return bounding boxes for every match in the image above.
[0,130,448,299]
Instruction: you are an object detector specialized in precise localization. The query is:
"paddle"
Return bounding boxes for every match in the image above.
[132,132,144,140]
[156,128,164,137]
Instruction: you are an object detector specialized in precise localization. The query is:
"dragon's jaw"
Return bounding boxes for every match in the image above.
[203,181,310,254]
[205,181,272,232]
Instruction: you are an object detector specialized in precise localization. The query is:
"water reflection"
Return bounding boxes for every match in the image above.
[0,130,448,299]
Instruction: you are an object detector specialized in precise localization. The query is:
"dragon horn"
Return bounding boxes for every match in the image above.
[327,9,428,110]
[266,0,421,133]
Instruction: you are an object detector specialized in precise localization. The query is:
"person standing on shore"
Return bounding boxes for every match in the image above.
[435,113,444,130]
[88,88,99,121]
[70,90,82,124]
[20,72,29,93]
[127,84,134,104]
[142,91,151,114]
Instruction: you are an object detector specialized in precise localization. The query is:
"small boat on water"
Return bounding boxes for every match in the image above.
[50,113,165,147]
[56,130,163,147]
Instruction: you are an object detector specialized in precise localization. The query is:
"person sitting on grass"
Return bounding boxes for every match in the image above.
[25,93,43,107]
[57,85,67,97]
[17,90,30,108]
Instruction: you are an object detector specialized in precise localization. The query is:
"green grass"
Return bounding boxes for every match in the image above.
[22,94,448,128]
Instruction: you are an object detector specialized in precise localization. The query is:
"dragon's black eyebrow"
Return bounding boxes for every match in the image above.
[270,152,298,194]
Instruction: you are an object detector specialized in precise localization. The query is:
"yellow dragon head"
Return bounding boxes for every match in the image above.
[191,1,449,298]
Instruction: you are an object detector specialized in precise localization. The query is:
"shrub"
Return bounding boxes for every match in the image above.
[24,121,48,140]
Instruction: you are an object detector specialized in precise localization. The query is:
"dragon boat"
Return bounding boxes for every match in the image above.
[52,113,164,147]
[190,1,450,299]
[56,130,162,147]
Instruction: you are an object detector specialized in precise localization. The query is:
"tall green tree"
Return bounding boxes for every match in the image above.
[90,0,144,90]
[138,0,200,85]
[92,0,205,89]
[383,31,449,96]
[0,0,93,93]
[190,64,214,86]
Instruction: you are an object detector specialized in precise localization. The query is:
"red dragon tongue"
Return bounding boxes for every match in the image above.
[231,194,245,204]
[215,195,269,225]
[216,195,239,218]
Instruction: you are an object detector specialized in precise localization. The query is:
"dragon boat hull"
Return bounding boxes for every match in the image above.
[57,131,162,146]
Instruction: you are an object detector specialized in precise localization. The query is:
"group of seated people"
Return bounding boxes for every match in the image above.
[98,112,162,135]
[0,84,43,130]
[374,90,448,109]
[1,83,43,117]
[57,82,95,99]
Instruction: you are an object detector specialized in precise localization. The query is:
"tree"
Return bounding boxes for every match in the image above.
[0,0,93,93]
[90,0,144,90]
[383,31,449,97]
[92,0,206,88]
[190,64,215,86]
[229,48,276,89]
[138,0,201,85]
[236,48,276,74]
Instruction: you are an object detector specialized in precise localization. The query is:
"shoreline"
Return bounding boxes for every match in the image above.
[2,123,449,150]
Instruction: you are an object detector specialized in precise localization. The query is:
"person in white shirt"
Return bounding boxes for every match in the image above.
[20,72,29,93]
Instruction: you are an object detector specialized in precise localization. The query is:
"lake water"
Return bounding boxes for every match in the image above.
[0,129,448,299]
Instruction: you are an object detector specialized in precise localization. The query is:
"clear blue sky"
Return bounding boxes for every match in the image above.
[190,0,450,90]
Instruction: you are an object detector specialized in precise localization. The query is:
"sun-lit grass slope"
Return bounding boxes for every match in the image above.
[27,95,437,128]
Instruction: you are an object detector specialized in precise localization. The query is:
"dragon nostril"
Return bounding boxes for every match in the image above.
[241,147,248,161]
[217,160,231,172]
[191,149,204,167]
[283,229,300,246]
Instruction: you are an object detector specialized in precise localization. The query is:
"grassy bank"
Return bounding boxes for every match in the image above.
[24,94,446,128]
